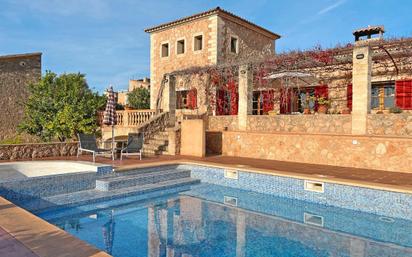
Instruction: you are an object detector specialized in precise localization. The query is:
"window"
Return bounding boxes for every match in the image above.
[252,90,274,115]
[194,35,203,51]
[177,39,185,55]
[161,43,169,57]
[279,85,328,114]
[230,36,238,54]
[371,82,395,110]
[176,88,197,109]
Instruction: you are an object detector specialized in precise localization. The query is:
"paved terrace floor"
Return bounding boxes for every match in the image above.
[3,154,412,193]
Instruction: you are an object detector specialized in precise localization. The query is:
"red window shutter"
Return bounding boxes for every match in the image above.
[262,90,274,113]
[347,84,353,111]
[187,88,197,109]
[396,80,412,110]
[315,85,328,98]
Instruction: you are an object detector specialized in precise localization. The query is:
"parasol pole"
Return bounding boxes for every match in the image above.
[112,124,114,160]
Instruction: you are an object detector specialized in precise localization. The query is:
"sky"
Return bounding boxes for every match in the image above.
[1,0,412,93]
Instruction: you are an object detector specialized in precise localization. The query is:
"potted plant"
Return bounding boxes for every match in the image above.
[316,96,330,114]
[389,106,403,114]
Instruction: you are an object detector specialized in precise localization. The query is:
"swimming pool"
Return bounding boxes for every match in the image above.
[2,163,412,257]
[36,182,412,257]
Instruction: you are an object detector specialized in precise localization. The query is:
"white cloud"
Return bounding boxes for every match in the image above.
[317,0,346,15]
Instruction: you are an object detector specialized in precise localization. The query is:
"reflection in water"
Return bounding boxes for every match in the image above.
[48,185,412,257]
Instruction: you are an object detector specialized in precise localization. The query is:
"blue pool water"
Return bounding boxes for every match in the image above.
[38,182,412,257]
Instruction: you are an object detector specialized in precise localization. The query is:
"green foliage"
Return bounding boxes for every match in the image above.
[0,136,23,145]
[389,106,403,113]
[19,71,106,142]
[127,87,150,109]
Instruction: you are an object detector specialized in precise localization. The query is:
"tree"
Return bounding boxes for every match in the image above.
[19,71,106,142]
[127,87,150,109]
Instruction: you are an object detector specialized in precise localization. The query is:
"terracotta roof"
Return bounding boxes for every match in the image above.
[353,25,385,36]
[0,52,42,60]
[144,7,280,39]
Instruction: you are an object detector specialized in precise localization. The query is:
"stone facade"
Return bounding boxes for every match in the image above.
[0,142,78,160]
[207,115,238,131]
[367,114,412,136]
[145,7,279,109]
[247,115,352,134]
[0,53,42,141]
[222,131,412,173]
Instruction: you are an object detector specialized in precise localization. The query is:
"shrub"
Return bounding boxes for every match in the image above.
[127,87,150,109]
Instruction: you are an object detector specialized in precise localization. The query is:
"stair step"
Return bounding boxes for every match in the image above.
[27,177,200,214]
[95,169,190,191]
[143,144,168,151]
[144,138,168,146]
[152,134,168,141]
[142,150,168,156]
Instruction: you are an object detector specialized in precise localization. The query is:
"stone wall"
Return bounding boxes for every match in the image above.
[367,114,412,137]
[216,15,275,63]
[0,142,78,160]
[149,16,215,109]
[0,53,42,141]
[222,131,412,173]
[207,115,238,131]
[247,115,352,134]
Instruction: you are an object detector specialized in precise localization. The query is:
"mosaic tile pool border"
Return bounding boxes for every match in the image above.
[178,164,412,220]
[0,165,113,201]
[182,183,412,247]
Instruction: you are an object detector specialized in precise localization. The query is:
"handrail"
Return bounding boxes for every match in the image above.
[137,111,170,140]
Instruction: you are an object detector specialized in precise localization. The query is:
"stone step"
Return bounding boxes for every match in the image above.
[95,169,190,191]
[27,177,200,214]
[143,144,168,152]
[142,149,168,156]
[152,134,168,141]
[144,138,168,146]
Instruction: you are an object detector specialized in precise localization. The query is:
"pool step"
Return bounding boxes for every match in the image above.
[95,169,191,191]
[24,177,200,213]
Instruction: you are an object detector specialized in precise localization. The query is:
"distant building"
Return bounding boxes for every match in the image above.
[116,78,151,106]
[0,52,42,141]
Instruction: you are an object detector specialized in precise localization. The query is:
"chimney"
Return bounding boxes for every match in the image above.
[353,25,384,43]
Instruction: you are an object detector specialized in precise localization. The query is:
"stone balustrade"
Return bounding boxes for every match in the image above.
[98,109,156,127]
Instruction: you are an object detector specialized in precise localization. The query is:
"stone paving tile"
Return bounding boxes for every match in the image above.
[0,226,37,257]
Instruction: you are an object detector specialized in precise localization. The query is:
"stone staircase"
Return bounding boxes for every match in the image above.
[142,130,169,156]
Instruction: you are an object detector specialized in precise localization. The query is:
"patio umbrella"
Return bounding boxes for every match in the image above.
[103,86,117,156]
[263,71,318,88]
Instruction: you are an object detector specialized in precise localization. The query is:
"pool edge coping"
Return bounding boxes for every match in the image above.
[114,159,412,195]
[0,197,111,257]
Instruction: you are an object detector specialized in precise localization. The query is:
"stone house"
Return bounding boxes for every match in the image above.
[0,52,42,141]
[145,8,412,120]
[136,8,412,173]
[144,7,280,112]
